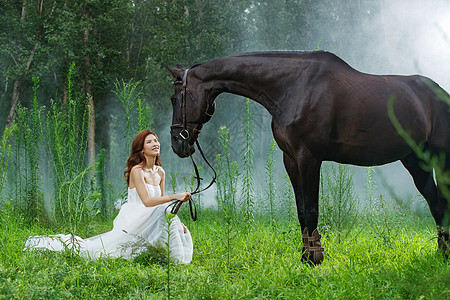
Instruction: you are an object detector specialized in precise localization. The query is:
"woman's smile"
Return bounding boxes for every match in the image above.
[143,134,160,155]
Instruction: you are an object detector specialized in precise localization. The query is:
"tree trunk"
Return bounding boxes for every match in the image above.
[6,80,22,129]
[5,1,35,129]
[5,43,37,129]
[83,1,96,166]
[87,94,96,167]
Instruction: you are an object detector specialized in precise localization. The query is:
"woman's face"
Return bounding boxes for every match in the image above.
[143,134,160,156]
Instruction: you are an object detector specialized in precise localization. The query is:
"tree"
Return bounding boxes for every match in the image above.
[245,0,309,51]
[1,0,134,163]
[142,0,249,114]
[0,0,57,129]
[44,0,133,163]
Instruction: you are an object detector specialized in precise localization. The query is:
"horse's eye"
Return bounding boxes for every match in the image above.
[171,97,176,105]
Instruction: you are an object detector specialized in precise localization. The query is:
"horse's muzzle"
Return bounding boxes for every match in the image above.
[171,136,196,158]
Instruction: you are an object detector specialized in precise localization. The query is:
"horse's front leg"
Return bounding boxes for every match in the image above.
[283,150,324,264]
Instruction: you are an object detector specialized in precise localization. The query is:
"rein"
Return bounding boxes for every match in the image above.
[167,68,217,221]
[167,139,216,221]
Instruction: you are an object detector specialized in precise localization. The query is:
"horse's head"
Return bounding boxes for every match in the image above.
[165,64,216,158]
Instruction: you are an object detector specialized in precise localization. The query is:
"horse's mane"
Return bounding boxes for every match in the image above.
[237,50,326,57]
[190,50,352,69]
[238,51,353,68]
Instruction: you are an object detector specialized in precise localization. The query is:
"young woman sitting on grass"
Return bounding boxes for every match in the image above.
[25,129,193,264]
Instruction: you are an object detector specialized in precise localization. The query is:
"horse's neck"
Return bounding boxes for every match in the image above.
[198,56,309,116]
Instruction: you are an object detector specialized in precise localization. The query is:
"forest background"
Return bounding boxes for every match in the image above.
[3,0,450,205]
[2,0,450,224]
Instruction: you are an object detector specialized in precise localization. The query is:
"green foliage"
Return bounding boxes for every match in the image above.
[58,164,99,236]
[164,213,176,300]
[43,64,93,226]
[132,243,172,267]
[214,126,240,270]
[136,0,251,119]
[265,139,278,227]
[44,0,134,92]
[96,148,109,220]
[29,77,43,220]
[320,162,359,241]
[216,126,239,218]
[7,77,44,222]
[283,173,296,225]
[145,0,247,65]
[0,124,15,195]
[0,0,134,133]
[363,166,422,246]
[114,79,141,149]
[215,154,225,212]
[195,166,204,213]
[0,0,387,133]
[170,173,179,194]
[114,79,154,151]
[245,0,309,50]
[137,97,154,132]
[366,194,404,246]
[11,104,28,211]
[0,0,51,81]
[240,98,255,224]
[365,166,376,210]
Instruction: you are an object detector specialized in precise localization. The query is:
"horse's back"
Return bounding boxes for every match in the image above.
[304,67,450,164]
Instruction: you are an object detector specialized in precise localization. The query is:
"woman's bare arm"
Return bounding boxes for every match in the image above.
[130,167,190,207]
[159,167,166,196]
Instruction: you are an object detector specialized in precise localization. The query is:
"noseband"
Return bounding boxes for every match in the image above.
[168,68,217,221]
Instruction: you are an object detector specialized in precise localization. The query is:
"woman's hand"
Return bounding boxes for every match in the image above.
[174,192,191,202]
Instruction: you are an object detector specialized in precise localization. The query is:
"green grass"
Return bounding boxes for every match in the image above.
[1,205,449,299]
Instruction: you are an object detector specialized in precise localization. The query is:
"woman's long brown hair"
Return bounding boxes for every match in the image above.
[124,129,162,185]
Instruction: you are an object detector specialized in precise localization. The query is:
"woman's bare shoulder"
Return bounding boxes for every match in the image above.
[129,165,144,189]
[157,166,165,175]
[130,164,144,175]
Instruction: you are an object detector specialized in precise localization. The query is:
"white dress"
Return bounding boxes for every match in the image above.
[24,184,193,264]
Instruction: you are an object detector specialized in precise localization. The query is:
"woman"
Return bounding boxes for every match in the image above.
[25,130,193,264]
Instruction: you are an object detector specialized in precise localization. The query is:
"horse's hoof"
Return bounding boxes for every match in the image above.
[302,227,324,265]
[301,250,324,265]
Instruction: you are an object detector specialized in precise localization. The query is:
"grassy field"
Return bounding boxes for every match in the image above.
[1,204,449,300]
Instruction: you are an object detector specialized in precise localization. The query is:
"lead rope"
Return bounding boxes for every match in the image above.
[166,139,217,221]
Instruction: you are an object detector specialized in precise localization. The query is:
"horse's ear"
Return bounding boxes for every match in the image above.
[176,64,186,71]
[165,64,184,80]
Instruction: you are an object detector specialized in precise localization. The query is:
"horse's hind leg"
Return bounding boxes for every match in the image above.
[283,150,324,265]
[436,157,450,258]
[401,154,449,257]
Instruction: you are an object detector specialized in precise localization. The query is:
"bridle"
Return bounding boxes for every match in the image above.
[167,68,217,221]
[169,69,215,140]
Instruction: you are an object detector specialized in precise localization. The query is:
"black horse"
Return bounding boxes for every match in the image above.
[166,51,450,264]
